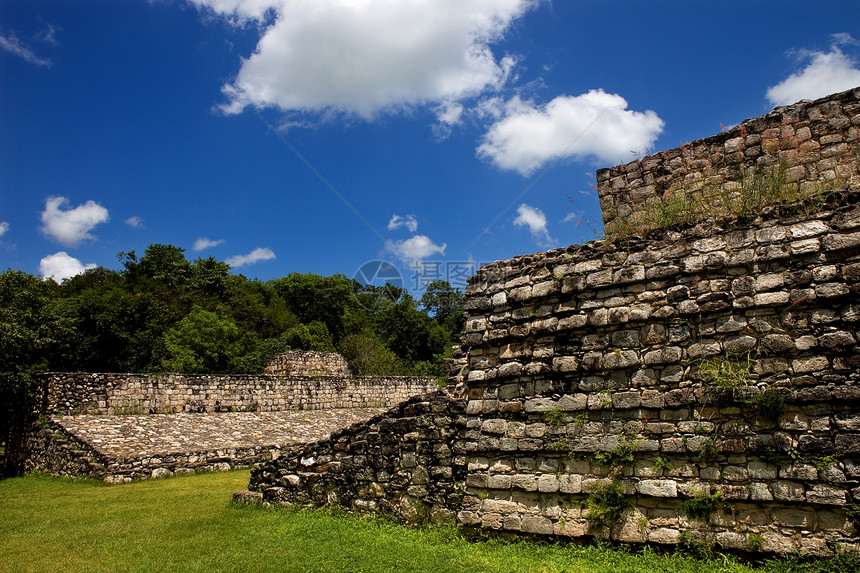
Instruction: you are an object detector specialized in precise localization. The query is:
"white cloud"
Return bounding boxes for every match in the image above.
[226,247,276,267]
[193,237,225,251]
[189,0,281,24]
[211,0,537,118]
[477,90,665,175]
[0,221,8,238]
[124,216,144,228]
[0,32,51,67]
[384,234,446,265]
[514,203,555,248]
[432,101,465,140]
[39,252,97,283]
[40,196,109,247]
[387,214,418,233]
[767,38,860,106]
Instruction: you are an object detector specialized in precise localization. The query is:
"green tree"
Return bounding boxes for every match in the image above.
[0,270,63,475]
[419,280,464,342]
[373,297,448,365]
[158,307,249,373]
[270,273,355,342]
[338,330,406,376]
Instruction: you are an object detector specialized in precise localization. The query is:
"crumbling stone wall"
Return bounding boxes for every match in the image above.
[252,194,860,554]
[598,87,860,235]
[26,417,270,483]
[251,392,467,524]
[454,191,860,555]
[264,351,352,377]
[39,372,436,415]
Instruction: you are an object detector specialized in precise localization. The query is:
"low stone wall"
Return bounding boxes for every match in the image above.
[26,417,271,483]
[38,373,437,416]
[251,392,466,523]
[264,351,352,377]
[597,87,860,235]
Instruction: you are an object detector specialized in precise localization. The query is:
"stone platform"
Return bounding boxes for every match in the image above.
[29,408,386,483]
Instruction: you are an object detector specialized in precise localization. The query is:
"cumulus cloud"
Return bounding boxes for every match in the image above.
[385,234,446,266]
[189,0,280,24]
[193,237,225,251]
[0,221,8,238]
[477,91,665,175]
[226,247,276,267]
[124,216,144,228]
[205,0,536,118]
[39,252,97,283]
[0,32,51,67]
[40,196,109,247]
[767,35,860,106]
[432,101,466,140]
[514,204,555,248]
[387,214,418,233]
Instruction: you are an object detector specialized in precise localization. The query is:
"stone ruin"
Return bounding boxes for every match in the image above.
[246,87,860,555]
[264,351,352,377]
[26,352,437,482]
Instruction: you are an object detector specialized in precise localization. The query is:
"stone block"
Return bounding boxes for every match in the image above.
[638,479,678,498]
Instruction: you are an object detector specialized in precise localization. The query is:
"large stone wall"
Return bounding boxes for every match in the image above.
[453,190,860,555]
[249,85,860,554]
[39,372,437,416]
[252,192,860,554]
[597,87,860,235]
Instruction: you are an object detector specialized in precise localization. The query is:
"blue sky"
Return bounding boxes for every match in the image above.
[2,0,859,294]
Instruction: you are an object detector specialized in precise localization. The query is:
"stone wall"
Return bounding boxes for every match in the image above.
[264,351,352,377]
[38,372,437,416]
[26,417,272,483]
[452,190,860,555]
[251,191,860,555]
[251,392,467,523]
[597,87,860,235]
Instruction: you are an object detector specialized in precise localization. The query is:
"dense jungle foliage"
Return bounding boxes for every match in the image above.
[0,244,464,474]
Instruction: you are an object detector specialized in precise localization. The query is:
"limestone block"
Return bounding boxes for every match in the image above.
[806,484,846,505]
[638,479,678,497]
[557,393,587,411]
[648,527,680,544]
[772,480,806,502]
[558,474,582,494]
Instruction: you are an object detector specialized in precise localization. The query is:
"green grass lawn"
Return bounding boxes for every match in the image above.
[0,470,854,573]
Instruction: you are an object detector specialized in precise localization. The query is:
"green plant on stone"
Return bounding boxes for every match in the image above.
[543,407,567,428]
[593,431,640,468]
[745,388,786,422]
[812,454,840,473]
[747,532,765,551]
[682,489,723,521]
[845,504,860,527]
[653,456,673,473]
[550,438,571,452]
[696,441,718,463]
[585,479,632,527]
[699,353,755,392]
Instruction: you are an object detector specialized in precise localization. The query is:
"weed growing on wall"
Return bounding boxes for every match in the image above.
[593,431,640,468]
[698,353,755,403]
[604,159,841,241]
[745,388,786,421]
[585,479,631,527]
[682,489,723,521]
